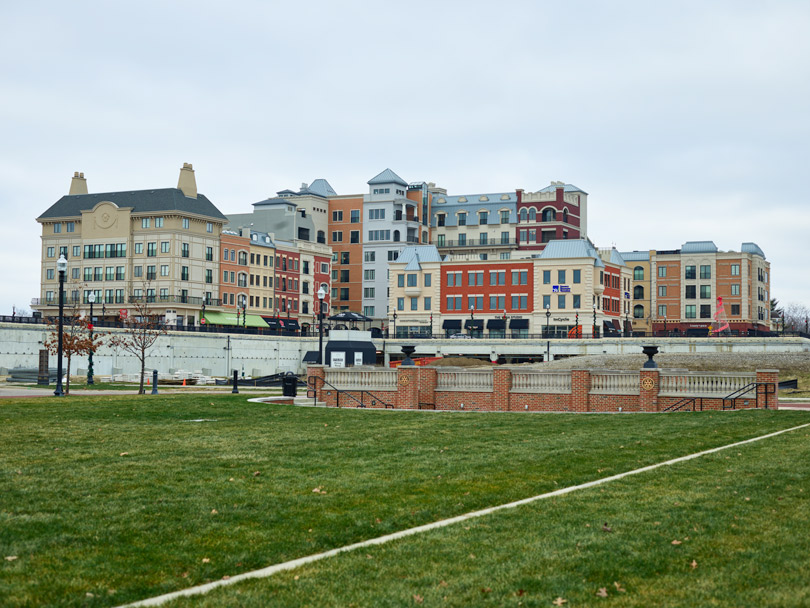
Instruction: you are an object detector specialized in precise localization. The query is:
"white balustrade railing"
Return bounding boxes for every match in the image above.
[324,368,398,391]
[436,369,493,392]
[510,371,571,394]
[590,370,639,395]
[659,372,755,396]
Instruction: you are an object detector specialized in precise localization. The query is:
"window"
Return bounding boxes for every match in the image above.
[457,233,466,246]
[500,231,510,244]
[181,243,189,257]
[700,285,711,299]
[206,269,213,283]
[685,265,696,280]
[388,250,400,261]
[410,297,418,311]
[437,234,445,247]
[700,265,711,279]
[64,222,74,233]
[634,285,644,299]
[658,285,667,297]
[424,273,431,287]
[369,209,385,220]
[519,229,527,242]
[573,294,581,308]
[658,266,667,277]
[332,210,343,221]
[558,294,566,309]
[350,230,360,243]
[490,271,505,286]
[658,304,667,317]
[223,270,229,282]
[424,297,431,310]
[350,209,360,223]
[364,251,376,262]
[457,213,467,226]
[332,231,343,242]
[685,305,696,319]
[331,269,338,280]
[206,222,213,233]
[479,211,488,225]
[529,208,537,221]
[731,264,740,276]
[500,210,510,224]
[558,270,566,284]
[206,247,213,261]
[700,304,711,319]
[511,295,528,310]
[634,266,644,280]
[397,297,404,311]
[543,270,551,284]
[467,296,483,310]
[512,270,528,285]
[528,229,536,243]
[134,266,142,278]
[731,284,740,296]
[398,274,405,288]
[364,269,375,280]
[72,245,80,257]
[407,274,418,287]
[543,294,551,309]
[364,287,375,298]
[141,218,150,229]
[321,262,329,273]
[467,271,483,286]
[685,285,696,299]
[155,217,163,228]
[147,242,157,257]
[71,268,79,280]
[146,265,156,280]
[46,246,55,258]
[182,218,189,229]
[542,208,555,221]
[490,295,505,309]
[634,305,645,318]
[479,233,488,245]
[541,230,555,243]
[340,270,350,282]
[160,265,169,277]
[46,269,54,280]
[437,214,446,227]
[363,306,375,317]
[731,304,740,315]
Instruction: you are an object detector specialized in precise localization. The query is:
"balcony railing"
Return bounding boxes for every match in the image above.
[128,295,223,306]
[437,238,517,248]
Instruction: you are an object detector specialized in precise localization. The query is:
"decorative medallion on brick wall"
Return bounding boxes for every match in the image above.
[641,377,655,390]
[399,375,410,386]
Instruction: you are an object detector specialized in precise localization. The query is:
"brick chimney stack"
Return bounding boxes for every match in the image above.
[177,163,198,198]
[69,171,88,195]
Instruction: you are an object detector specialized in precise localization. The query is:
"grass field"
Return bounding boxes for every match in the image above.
[1,395,808,607]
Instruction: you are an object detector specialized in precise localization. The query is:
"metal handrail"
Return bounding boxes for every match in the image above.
[722,382,775,410]
[663,397,704,412]
[307,375,394,409]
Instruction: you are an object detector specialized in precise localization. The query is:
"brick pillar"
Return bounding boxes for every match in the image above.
[639,369,660,412]
[493,367,512,411]
[571,369,591,412]
[418,367,437,410]
[307,364,326,404]
[756,369,779,410]
[396,367,419,409]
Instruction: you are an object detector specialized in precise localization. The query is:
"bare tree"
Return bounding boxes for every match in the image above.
[782,302,810,334]
[108,292,167,394]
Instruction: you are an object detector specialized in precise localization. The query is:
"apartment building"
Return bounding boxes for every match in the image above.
[517,182,587,250]
[621,241,771,335]
[34,164,226,326]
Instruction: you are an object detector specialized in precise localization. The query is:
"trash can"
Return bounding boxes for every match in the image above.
[282,372,298,397]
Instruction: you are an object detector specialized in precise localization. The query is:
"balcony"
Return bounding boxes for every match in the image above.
[437,238,517,248]
[128,295,223,306]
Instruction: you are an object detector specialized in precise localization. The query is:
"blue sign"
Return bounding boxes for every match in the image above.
[553,285,571,293]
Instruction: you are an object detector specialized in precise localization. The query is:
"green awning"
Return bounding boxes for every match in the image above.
[202,311,269,328]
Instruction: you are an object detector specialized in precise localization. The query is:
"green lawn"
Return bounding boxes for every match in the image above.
[1,396,808,607]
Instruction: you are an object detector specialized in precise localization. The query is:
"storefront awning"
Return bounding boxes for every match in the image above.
[465,319,484,329]
[509,319,529,329]
[487,319,506,329]
[442,319,462,330]
[302,351,321,363]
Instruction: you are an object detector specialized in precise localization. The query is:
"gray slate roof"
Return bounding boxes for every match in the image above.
[38,188,227,221]
[681,241,718,254]
[741,242,765,258]
[368,168,408,187]
[537,183,588,195]
[394,245,443,267]
[539,239,604,267]
[620,251,650,262]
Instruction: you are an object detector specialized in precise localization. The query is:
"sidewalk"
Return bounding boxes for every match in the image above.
[0,385,280,398]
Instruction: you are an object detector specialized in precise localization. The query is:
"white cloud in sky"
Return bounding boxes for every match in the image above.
[1,0,809,314]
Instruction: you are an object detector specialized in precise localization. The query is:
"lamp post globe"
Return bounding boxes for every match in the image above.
[54,255,68,396]
[317,286,326,365]
[87,292,96,385]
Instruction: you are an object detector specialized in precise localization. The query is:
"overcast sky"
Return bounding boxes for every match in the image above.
[2,0,808,317]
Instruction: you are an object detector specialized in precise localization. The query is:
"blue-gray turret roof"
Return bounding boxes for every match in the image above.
[368,168,408,187]
[539,239,605,267]
[741,242,766,258]
[681,241,718,254]
[393,245,443,267]
[537,183,588,195]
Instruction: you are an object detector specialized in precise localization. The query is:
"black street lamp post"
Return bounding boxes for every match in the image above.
[575,311,579,338]
[392,311,397,339]
[54,255,67,396]
[545,304,551,338]
[317,286,325,364]
[625,311,630,338]
[592,303,597,339]
[469,305,474,337]
[87,292,95,385]
[242,300,247,329]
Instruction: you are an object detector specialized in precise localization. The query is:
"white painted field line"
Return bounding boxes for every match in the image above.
[116,422,810,608]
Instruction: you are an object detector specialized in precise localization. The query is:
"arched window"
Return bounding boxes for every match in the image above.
[393,230,400,242]
[633,266,644,280]
[634,285,644,299]
[519,208,527,222]
[528,208,537,221]
[634,304,645,318]
[542,208,556,222]
[562,208,568,224]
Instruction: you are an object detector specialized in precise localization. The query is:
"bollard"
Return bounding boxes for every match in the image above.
[232,370,239,394]
[151,370,158,395]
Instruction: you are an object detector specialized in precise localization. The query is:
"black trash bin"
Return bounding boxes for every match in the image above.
[282,372,298,397]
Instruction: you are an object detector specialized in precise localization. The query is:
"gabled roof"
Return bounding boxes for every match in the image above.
[307,179,337,197]
[38,188,227,221]
[741,242,766,258]
[681,241,718,254]
[604,249,627,266]
[537,183,588,195]
[368,168,408,187]
[393,245,443,267]
[620,251,650,262]
[539,239,604,267]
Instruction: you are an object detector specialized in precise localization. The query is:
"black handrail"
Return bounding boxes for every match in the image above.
[307,375,394,409]
[722,382,775,410]
[663,397,704,412]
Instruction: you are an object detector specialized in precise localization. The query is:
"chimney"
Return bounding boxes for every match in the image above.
[177,163,197,198]
[554,181,565,203]
[69,171,88,195]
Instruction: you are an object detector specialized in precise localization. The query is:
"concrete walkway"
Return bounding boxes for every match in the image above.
[0,385,280,398]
